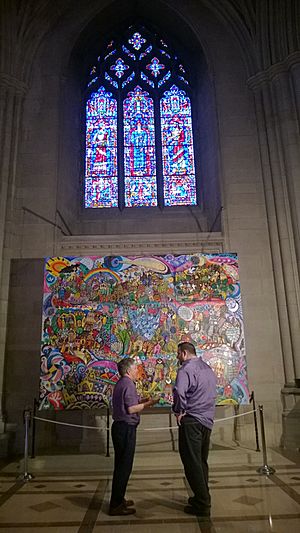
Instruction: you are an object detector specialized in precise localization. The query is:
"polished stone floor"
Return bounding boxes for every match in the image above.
[0,446,299,532]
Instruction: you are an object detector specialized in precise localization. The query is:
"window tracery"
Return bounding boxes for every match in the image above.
[84,27,197,208]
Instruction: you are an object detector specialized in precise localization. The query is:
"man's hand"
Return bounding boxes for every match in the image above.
[129,397,160,414]
[176,413,185,426]
[139,397,150,404]
[147,397,160,407]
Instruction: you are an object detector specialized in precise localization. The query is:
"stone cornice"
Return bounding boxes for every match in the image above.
[281,386,300,395]
[247,51,300,91]
[0,72,28,96]
[59,233,224,256]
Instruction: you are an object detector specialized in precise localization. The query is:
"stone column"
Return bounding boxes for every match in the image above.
[0,74,27,441]
[248,53,300,388]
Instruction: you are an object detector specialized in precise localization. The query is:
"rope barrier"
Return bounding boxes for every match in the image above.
[18,404,275,482]
[33,416,104,430]
[33,408,257,432]
[214,408,257,422]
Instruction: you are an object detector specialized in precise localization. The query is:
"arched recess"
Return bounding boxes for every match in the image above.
[59,0,222,235]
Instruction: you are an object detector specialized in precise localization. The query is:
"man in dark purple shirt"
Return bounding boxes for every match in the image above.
[173,342,217,518]
[109,357,158,516]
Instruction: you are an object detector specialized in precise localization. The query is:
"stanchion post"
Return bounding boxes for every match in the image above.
[106,407,110,457]
[250,391,260,451]
[17,408,34,481]
[169,408,176,452]
[31,398,38,459]
[233,403,240,445]
[257,404,275,475]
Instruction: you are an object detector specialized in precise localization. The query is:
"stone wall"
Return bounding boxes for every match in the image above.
[1,0,299,455]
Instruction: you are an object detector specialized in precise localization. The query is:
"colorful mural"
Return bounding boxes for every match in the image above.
[40,254,249,410]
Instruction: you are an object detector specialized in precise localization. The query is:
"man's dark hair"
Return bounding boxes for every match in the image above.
[178,342,196,356]
[117,357,135,377]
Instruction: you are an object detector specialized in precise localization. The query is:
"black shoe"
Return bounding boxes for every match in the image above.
[184,505,210,518]
[109,503,136,516]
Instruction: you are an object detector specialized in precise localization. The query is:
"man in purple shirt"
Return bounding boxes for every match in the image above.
[173,342,217,518]
[109,357,158,516]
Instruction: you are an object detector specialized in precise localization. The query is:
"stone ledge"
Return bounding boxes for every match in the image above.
[247,50,300,90]
[58,232,224,255]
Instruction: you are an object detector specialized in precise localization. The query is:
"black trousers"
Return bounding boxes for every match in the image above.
[178,415,212,511]
[110,421,137,509]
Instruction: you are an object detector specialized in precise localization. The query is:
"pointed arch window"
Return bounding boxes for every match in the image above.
[84,27,197,208]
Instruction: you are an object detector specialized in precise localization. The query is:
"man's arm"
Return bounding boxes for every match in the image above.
[128,397,159,414]
[172,369,189,423]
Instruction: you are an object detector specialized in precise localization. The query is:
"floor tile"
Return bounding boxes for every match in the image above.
[93,525,202,533]
[0,480,16,493]
[0,449,299,532]
[211,485,300,516]
[0,523,78,533]
[213,517,300,533]
[206,474,274,489]
[18,479,102,493]
[0,492,97,523]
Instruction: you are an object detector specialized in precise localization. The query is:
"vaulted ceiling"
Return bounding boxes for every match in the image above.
[1,0,299,89]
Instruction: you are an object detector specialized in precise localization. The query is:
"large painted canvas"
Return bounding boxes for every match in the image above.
[40,254,249,410]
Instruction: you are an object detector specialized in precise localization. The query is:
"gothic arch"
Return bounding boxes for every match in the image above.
[61,2,222,234]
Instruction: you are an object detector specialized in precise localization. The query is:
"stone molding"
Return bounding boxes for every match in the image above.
[281,385,300,450]
[59,233,224,256]
[247,51,300,90]
[0,72,28,96]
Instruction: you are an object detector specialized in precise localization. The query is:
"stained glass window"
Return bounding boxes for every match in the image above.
[85,87,118,208]
[84,27,197,209]
[123,87,157,207]
[160,85,196,206]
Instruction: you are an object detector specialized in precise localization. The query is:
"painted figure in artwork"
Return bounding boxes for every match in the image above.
[167,117,188,174]
[93,124,110,172]
[130,120,148,174]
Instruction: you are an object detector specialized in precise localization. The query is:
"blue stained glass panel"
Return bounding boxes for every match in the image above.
[123,86,157,207]
[122,45,136,60]
[140,71,155,88]
[158,70,171,87]
[160,85,196,206]
[139,45,152,60]
[104,49,116,61]
[105,72,118,88]
[110,58,129,78]
[85,177,118,208]
[129,32,146,50]
[122,71,135,89]
[124,176,157,207]
[179,75,189,85]
[85,87,118,208]
[163,176,196,206]
[160,49,171,59]
[146,57,165,77]
[87,77,98,88]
